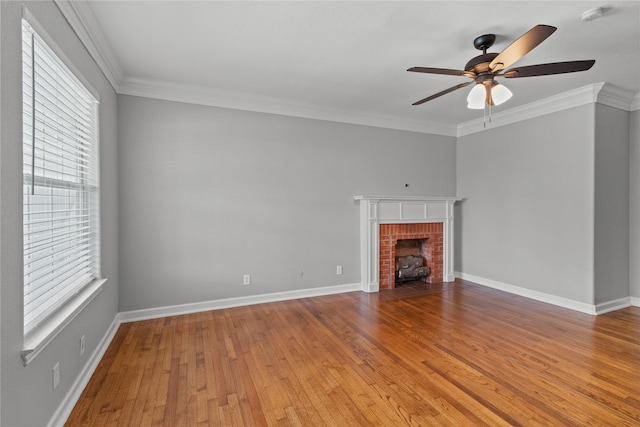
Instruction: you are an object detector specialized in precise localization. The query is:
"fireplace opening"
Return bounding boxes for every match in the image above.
[395,239,431,285]
[379,222,444,289]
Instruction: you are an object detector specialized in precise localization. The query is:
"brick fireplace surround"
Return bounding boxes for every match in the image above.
[355,196,457,293]
[379,222,443,289]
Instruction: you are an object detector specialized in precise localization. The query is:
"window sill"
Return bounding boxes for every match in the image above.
[21,278,107,366]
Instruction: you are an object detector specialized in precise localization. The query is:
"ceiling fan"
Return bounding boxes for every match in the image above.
[408,25,595,109]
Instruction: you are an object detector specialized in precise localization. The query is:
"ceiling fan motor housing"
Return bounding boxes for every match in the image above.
[464,52,499,74]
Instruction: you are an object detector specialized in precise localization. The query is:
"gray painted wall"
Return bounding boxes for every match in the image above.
[456,106,596,303]
[631,109,640,298]
[117,95,456,311]
[0,2,636,424]
[593,104,629,304]
[0,1,119,426]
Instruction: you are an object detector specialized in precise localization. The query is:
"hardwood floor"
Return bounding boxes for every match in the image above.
[65,280,640,426]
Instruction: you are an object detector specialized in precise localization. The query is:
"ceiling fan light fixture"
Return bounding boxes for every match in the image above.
[466,83,486,109]
[408,24,595,112]
[491,83,513,106]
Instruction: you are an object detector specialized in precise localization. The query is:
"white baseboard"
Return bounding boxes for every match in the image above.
[48,316,121,427]
[48,278,634,426]
[594,297,633,314]
[363,281,379,293]
[118,282,362,323]
[455,272,597,315]
[49,282,361,426]
[456,272,639,315]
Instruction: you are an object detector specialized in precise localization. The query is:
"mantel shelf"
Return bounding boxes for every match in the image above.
[354,195,460,202]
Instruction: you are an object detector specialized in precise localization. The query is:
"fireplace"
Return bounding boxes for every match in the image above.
[380,223,443,289]
[354,196,457,293]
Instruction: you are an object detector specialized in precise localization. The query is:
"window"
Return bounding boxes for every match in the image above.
[22,19,100,338]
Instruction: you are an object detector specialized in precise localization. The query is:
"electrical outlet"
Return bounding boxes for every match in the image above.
[336,265,343,275]
[80,335,86,356]
[243,274,251,285]
[52,362,60,389]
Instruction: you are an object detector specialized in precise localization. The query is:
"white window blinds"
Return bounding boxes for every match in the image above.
[22,20,101,337]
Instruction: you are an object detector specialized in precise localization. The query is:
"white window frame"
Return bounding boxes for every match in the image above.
[20,14,106,366]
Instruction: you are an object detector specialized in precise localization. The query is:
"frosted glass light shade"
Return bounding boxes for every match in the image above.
[466,84,486,109]
[491,83,513,105]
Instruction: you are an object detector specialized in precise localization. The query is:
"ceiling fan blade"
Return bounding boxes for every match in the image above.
[412,82,473,105]
[501,60,595,78]
[408,67,475,78]
[490,24,557,71]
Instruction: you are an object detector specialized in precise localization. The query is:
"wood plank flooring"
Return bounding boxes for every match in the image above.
[65,280,640,426]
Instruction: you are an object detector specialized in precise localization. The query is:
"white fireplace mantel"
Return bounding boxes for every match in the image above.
[354,195,459,293]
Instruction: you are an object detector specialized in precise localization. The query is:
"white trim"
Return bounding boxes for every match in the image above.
[54,2,639,137]
[457,272,637,315]
[355,196,459,293]
[51,1,456,136]
[46,278,637,426]
[53,0,123,91]
[364,281,380,293]
[456,272,597,315]
[597,83,637,111]
[22,5,100,101]
[119,76,456,136]
[47,316,120,427]
[46,282,361,426]
[354,195,459,202]
[118,283,361,323]
[595,297,632,315]
[457,83,602,137]
[457,83,638,136]
[631,92,640,111]
[21,279,106,366]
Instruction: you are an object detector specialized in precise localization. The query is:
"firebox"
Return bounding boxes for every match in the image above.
[395,239,431,284]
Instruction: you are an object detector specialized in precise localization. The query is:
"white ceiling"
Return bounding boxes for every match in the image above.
[67,1,640,134]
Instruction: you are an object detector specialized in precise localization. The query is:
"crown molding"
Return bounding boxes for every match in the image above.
[119,76,458,136]
[631,92,640,111]
[53,1,456,136]
[597,83,638,111]
[56,2,638,135]
[54,0,123,91]
[49,0,448,136]
[457,83,600,137]
[457,83,638,137]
